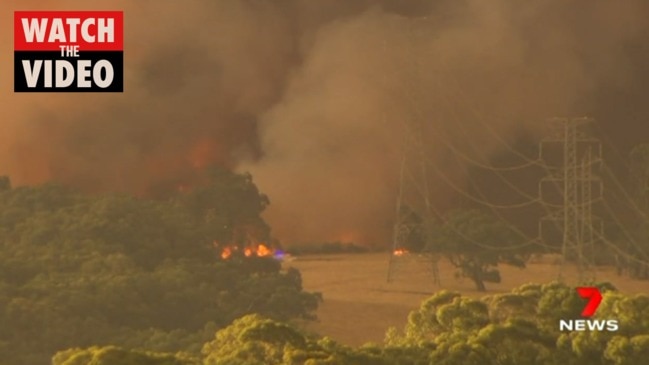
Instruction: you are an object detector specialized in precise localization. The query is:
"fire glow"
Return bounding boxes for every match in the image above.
[393,248,409,256]
[220,243,274,260]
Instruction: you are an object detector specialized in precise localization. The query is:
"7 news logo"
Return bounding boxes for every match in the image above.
[559,287,619,332]
[14,11,123,92]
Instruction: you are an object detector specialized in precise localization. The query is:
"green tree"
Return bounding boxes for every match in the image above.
[202,314,308,365]
[387,282,649,365]
[51,346,199,365]
[178,167,271,245]
[46,282,649,365]
[0,171,320,365]
[605,335,649,365]
[386,290,489,347]
[555,289,649,365]
[429,209,529,291]
[202,315,415,365]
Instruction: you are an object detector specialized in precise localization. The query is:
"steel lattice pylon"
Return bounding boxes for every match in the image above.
[539,117,603,283]
[386,117,440,285]
[385,19,440,285]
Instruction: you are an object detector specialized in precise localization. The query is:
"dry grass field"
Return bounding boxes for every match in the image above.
[285,253,649,346]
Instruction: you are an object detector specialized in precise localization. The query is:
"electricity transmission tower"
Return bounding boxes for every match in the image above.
[386,118,441,285]
[539,117,603,282]
[385,18,440,285]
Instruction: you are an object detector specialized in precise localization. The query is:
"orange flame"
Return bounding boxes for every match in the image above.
[219,243,274,259]
[393,248,408,256]
[256,243,272,257]
[221,247,233,259]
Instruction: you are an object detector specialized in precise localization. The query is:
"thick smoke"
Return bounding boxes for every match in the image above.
[2,1,300,192]
[242,1,649,244]
[1,1,649,245]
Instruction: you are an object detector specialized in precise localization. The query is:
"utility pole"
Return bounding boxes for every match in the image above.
[539,117,603,283]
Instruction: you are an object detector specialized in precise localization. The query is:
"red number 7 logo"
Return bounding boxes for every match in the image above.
[576,287,602,317]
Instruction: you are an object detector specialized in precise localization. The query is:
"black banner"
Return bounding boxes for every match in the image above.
[14,51,123,92]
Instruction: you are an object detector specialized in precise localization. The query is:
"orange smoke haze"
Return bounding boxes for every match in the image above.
[2,1,649,246]
[188,138,225,169]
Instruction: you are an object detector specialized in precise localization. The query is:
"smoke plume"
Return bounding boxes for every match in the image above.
[2,1,649,245]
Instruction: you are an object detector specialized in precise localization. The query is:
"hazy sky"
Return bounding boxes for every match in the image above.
[2,1,648,245]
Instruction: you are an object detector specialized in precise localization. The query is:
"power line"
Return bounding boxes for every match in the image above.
[538,118,604,282]
[385,16,649,284]
[389,23,538,252]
